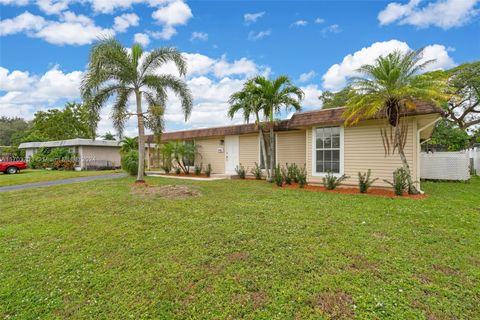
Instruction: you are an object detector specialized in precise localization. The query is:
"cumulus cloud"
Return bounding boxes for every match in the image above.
[36,0,71,15]
[113,13,139,32]
[378,0,480,29]
[315,17,325,24]
[321,24,341,36]
[248,30,271,41]
[190,31,208,41]
[298,70,317,83]
[151,0,192,40]
[293,20,308,27]
[134,32,150,47]
[322,40,457,90]
[0,0,29,5]
[300,84,323,109]
[0,11,114,45]
[244,11,265,24]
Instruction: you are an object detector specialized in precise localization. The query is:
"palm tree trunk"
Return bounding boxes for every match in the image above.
[395,125,419,194]
[259,128,269,180]
[135,90,146,182]
[268,112,275,180]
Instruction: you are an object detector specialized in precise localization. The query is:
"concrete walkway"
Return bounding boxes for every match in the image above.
[0,173,127,192]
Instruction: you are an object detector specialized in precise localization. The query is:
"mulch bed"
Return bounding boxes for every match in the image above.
[277,183,427,199]
[161,173,211,178]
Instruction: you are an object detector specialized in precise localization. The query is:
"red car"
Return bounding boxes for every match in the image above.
[0,160,27,174]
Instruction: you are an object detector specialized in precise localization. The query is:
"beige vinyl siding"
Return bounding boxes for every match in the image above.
[239,134,259,172]
[276,131,306,167]
[194,137,225,174]
[80,146,121,167]
[307,118,418,188]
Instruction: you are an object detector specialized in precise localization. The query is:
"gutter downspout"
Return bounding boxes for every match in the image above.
[416,117,442,193]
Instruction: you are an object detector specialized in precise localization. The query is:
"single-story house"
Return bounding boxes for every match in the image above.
[146,103,443,190]
[18,138,121,170]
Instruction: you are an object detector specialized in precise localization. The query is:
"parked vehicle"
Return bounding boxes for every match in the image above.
[0,160,27,174]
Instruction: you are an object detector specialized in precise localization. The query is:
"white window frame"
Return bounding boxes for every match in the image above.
[311,126,344,177]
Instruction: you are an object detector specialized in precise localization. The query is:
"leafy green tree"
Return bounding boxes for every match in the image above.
[120,137,138,154]
[30,102,94,141]
[344,49,446,194]
[319,86,355,109]
[429,119,470,151]
[102,132,116,140]
[228,79,271,179]
[0,117,30,146]
[248,76,304,178]
[81,38,193,182]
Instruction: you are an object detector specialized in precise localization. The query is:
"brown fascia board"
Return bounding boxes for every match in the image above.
[145,102,444,143]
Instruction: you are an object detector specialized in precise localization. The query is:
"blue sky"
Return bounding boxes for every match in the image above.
[1,0,479,136]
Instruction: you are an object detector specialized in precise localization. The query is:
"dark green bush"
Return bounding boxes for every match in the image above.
[121,150,138,176]
[205,163,212,177]
[194,164,202,175]
[384,168,408,196]
[250,162,262,180]
[273,164,283,187]
[28,147,74,169]
[281,166,292,185]
[175,167,181,175]
[235,164,246,179]
[322,172,349,190]
[297,165,307,188]
[358,169,378,193]
[286,163,299,183]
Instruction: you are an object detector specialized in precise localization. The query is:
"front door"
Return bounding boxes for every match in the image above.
[225,135,239,174]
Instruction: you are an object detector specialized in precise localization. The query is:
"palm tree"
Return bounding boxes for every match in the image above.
[120,136,138,154]
[228,80,270,179]
[344,49,446,194]
[250,76,304,178]
[81,37,193,182]
[102,132,116,140]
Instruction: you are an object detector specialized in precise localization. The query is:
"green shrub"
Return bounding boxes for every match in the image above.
[205,164,212,177]
[297,165,307,188]
[384,168,408,196]
[194,164,202,175]
[281,166,292,185]
[286,163,299,183]
[121,150,138,176]
[250,162,262,180]
[161,163,172,174]
[28,147,74,169]
[273,164,283,187]
[358,169,378,193]
[235,164,246,179]
[175,167,181,175]
[322,172,349,190]
[53,160,75,171]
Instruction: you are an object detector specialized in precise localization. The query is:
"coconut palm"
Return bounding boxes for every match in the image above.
[120,136,138,154]
[81,37,193,182]
[344,48,446,194]
[250,76,304,178]
[228,80,270,179]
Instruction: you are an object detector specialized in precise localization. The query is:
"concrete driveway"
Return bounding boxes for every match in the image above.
[0,173,127,192]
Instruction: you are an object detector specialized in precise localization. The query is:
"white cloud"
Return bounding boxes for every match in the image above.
[0,11,46,36]
[298,70,316,83]
[190,31,208,41]
[293,20,308,27]
[151,0,192,39]
[378,0,480,29]
[321,24,341,36]
[0,0,29,5]
[248,30,271,41]
[300,84,323,109]
[0,67,35,91]
[0,11,114,45]
[89,0,149,14]
[315,17,325,24]
[134,32,150,47]
[113,13,139,32]
[36,0,71,15]
[322,40,457,90]
[213,56,259,78]
[244,11,265,24]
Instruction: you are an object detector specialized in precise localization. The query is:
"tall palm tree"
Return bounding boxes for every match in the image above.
[344,49,446,194]
[228,79,270,179]
[250,76,304,178]
[81,37,193,182]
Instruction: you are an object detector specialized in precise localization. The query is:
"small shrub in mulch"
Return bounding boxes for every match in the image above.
[131,184,201,199]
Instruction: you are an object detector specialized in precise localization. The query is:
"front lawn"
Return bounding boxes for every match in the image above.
[0,177,479,319]
[0,169,121,187]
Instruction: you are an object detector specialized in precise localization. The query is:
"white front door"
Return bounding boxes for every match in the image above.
[225,135,239,174]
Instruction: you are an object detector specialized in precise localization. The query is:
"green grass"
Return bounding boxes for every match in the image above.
[1,177,479,319]
[0,169,121,187]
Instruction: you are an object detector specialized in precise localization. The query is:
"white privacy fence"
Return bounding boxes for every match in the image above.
[420,152,472,181]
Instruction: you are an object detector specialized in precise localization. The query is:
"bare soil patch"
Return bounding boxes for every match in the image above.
[162,172,211,178]
[311,290,355,319]
[227,251,250,263]
[131,184,201,199]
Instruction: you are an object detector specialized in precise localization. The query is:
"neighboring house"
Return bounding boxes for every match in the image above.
[18,139,121,170]
[146,103,443,190]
